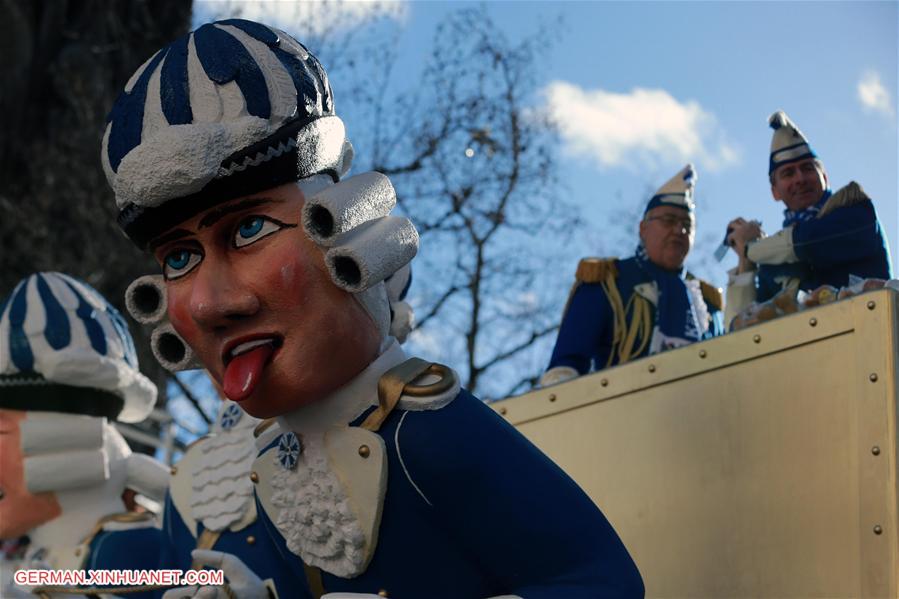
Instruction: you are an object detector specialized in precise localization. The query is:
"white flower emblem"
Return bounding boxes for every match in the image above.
[278,432,302,470]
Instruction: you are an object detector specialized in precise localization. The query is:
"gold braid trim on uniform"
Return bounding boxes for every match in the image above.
[565,258,651,368]
[817,181,869,218]
[613,292,652,367]
[597,270,625,368]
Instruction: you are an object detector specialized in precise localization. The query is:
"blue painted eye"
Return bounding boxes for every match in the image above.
[239,217,264,238]
[163,249,202,279]
[234,216,282,248]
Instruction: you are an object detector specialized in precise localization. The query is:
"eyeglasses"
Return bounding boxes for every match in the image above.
[644,214,694,233]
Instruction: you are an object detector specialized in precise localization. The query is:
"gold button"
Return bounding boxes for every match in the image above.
[600,378,608,387]
[808,317,817,327]
[753,334,761,343]
[867,300,876,310]
[870,373,879,383]
[548,394,557,402]
[648,364,656,373]
[378,591,389,598]
[873,525,883,535]
[872,446,881,456]
[246,535,256,545]
[358,445,371,458]
[499,407,507,415]
[698,350,707,358]
[170,466,178,475]
[74,548,82,557]
[250,472,259,483]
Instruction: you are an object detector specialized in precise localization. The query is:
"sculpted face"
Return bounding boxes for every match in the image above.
[0,410,62,537]
[639,205,695,272]
[770,157,828,212]
[152,182,381,418]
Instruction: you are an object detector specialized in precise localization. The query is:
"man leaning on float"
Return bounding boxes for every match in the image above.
[542,165,724,387]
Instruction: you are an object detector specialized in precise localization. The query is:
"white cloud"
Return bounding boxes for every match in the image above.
[193,0,408,36]
[542,82,740,172]
[857,70,894,118]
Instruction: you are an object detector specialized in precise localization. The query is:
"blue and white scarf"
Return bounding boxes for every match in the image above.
[635,244,704,353]
[782,189,832,227]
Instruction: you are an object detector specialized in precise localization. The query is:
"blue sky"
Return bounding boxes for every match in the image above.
[166,1,897,432]
[391,1,898,285]
[195,0,897,286]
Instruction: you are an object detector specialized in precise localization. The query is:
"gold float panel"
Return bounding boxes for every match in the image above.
[493,289,899,598]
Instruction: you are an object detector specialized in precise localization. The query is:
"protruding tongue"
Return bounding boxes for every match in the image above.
[223,344,274,402]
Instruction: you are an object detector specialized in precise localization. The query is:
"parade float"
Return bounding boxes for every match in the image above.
[494,287,898,598]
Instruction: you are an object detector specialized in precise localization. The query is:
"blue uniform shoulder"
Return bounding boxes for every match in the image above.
[88,525,162,571]
[383,389,645,597]
[613,256,649,288]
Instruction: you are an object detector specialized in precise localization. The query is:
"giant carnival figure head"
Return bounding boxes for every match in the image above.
[0,272,164,539]
[639,164,697,272]
[767,111,829,212]
[103,20,418,419]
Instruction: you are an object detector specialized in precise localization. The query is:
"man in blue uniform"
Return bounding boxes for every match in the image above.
[101,18,643,599]
[724,111,893,325]
[542,165,724,387]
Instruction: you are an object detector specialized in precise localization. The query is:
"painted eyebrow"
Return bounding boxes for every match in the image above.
[198,197,283,229]
[149,228,193,251]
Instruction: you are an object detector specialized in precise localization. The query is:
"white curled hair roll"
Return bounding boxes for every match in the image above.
[299,171,419,340]
[302,171,397,246]
[124,275,200,372]
[21,413,109,493]
[124,275,168,325]
[149,322,202,372]
[22,413,169,510]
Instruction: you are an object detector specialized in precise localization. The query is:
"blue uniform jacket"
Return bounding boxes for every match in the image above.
[548,257,724,375]
[256,390,644,598]
[757,199,893,301]
[160,490,310,598]
[82,525,162,598]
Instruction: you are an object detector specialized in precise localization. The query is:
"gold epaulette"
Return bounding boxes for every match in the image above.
[362,358,457,431]
[699,280,723,312]
[818,181,870,218]
[575,257,618,283]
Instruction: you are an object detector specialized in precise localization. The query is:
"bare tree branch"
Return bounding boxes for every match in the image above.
[474,324,559,375]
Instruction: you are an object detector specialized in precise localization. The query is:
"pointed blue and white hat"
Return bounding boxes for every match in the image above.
[768,110,817,175]
[102,19,353,249]
[0,273,156,423]
[645,164,697,214]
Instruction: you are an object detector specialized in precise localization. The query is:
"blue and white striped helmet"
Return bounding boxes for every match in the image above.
[644,164,697,215]
[102,19,353,249]
[0,273,156,423]
[768,110,817,175]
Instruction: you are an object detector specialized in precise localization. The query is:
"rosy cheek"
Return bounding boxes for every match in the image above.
[167,289,198,342]
[268,246,316,299]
